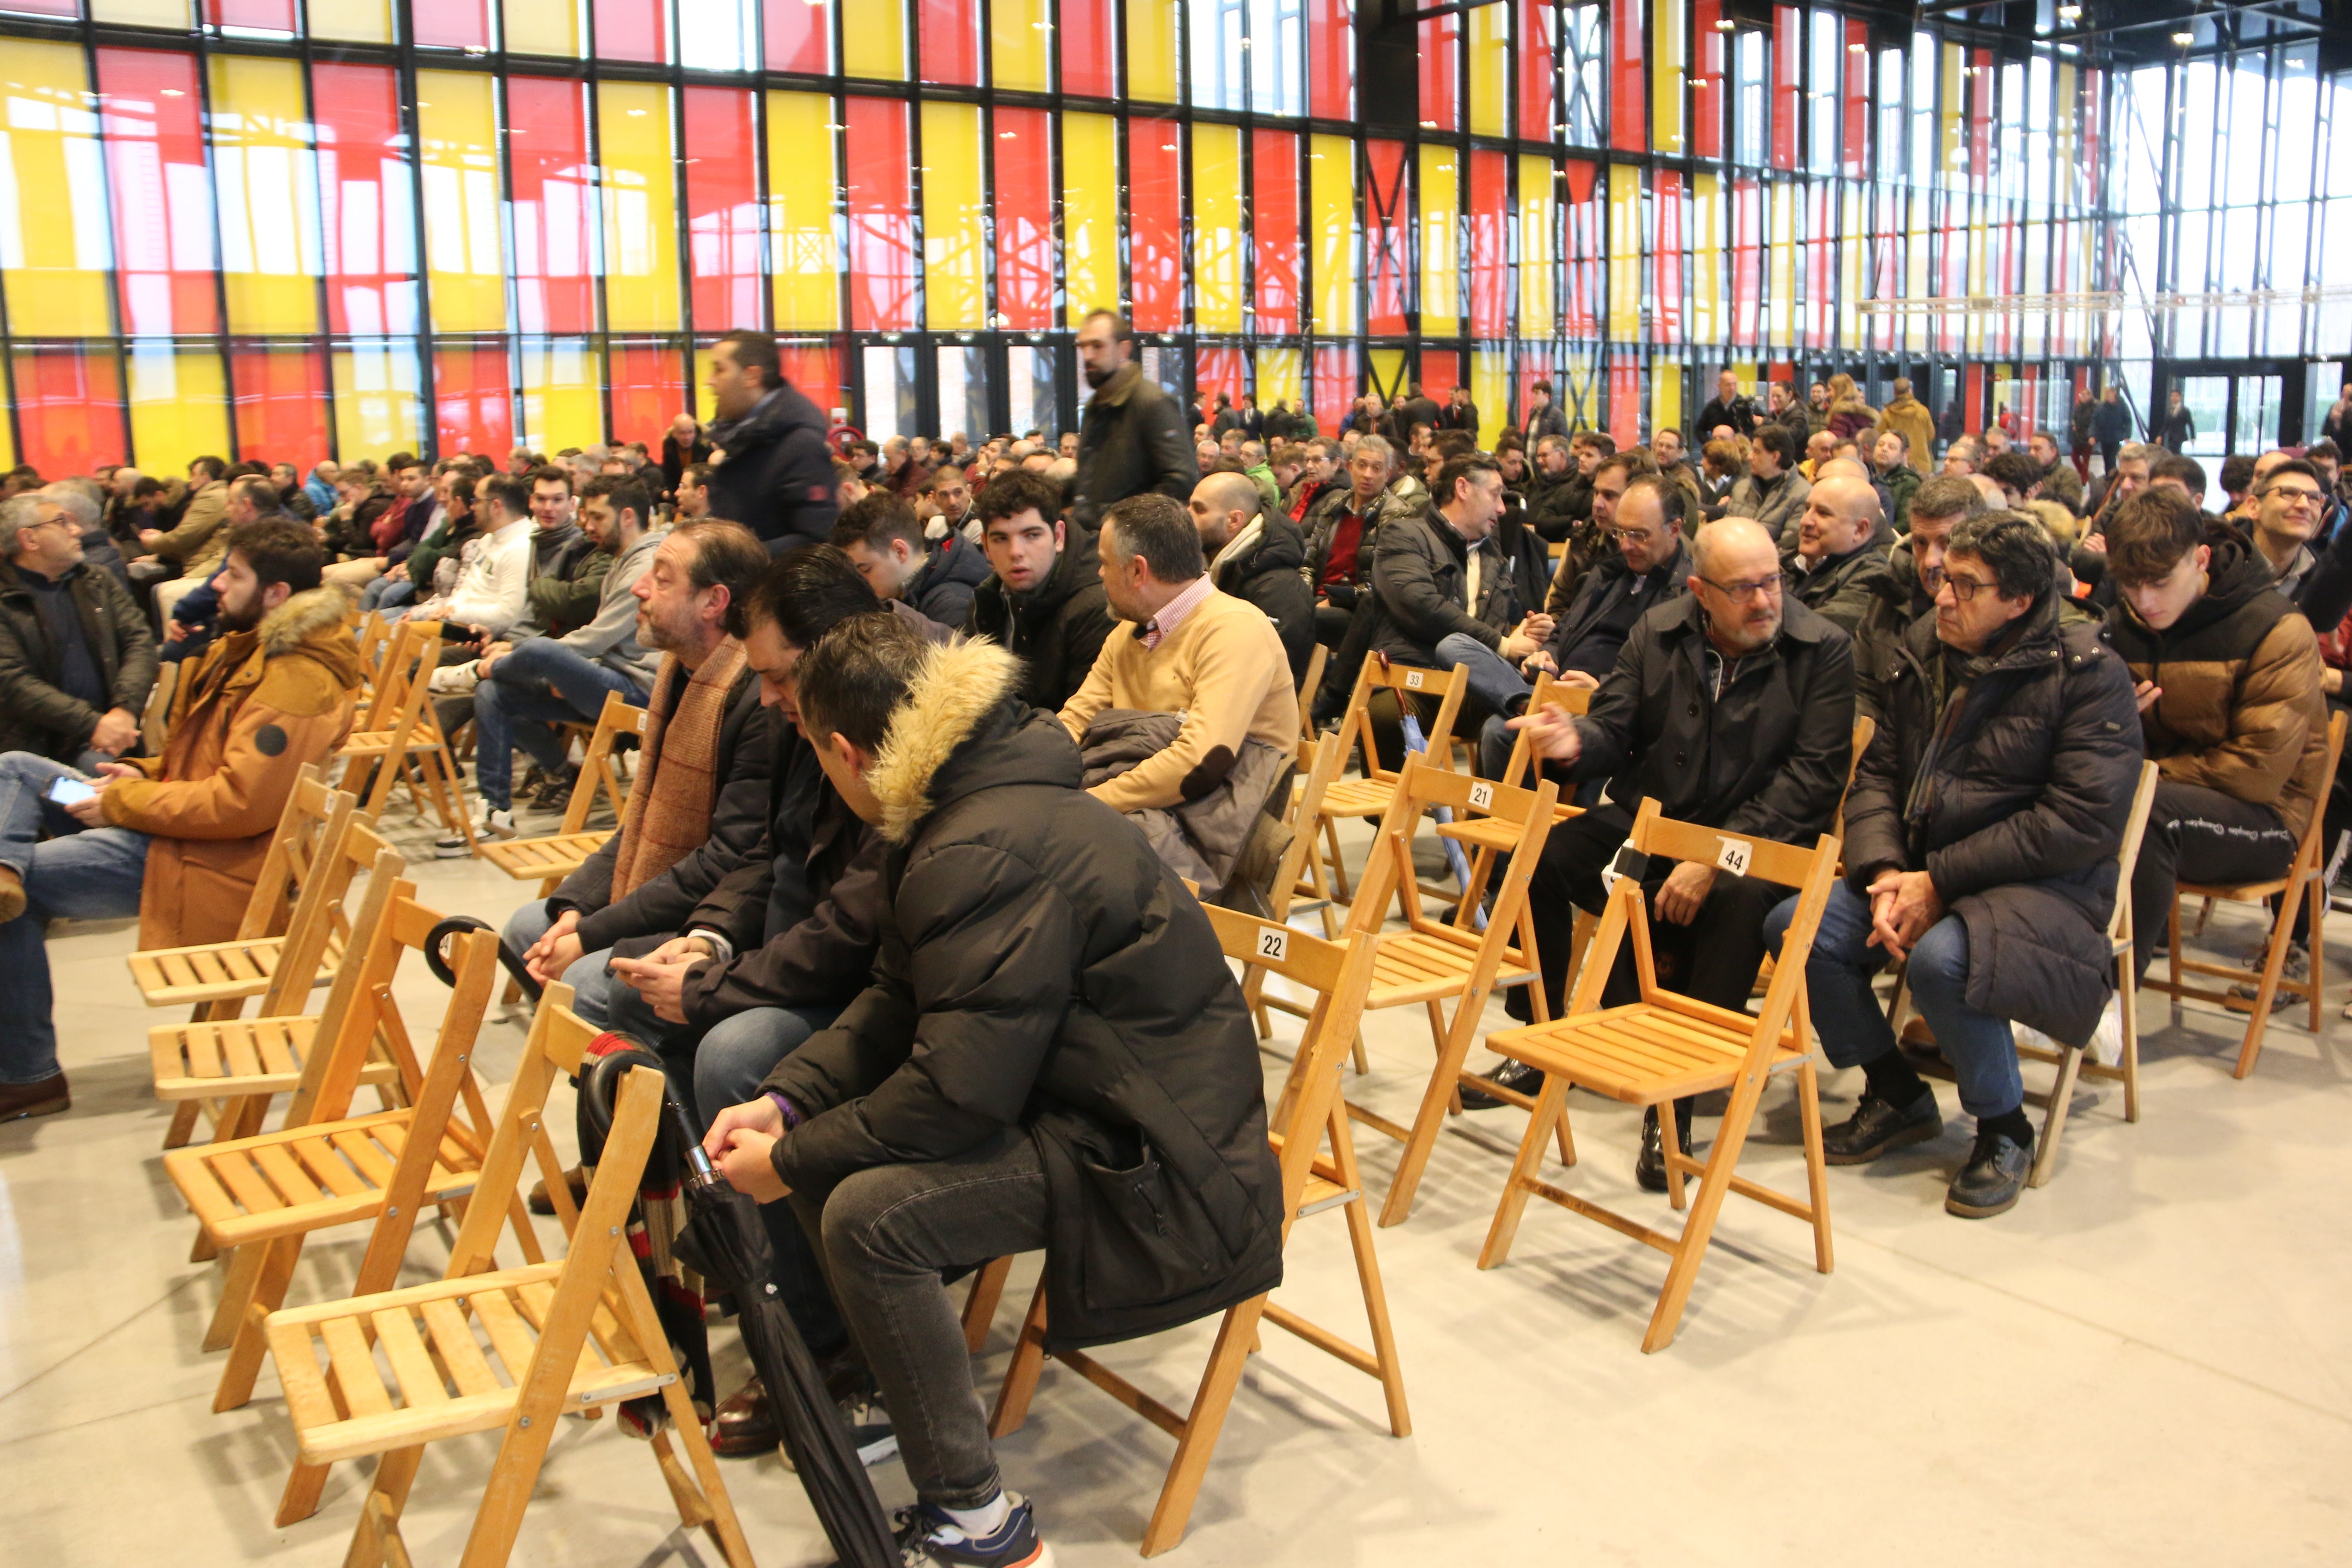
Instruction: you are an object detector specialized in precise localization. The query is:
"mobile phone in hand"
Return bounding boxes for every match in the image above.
[46,775,97,807]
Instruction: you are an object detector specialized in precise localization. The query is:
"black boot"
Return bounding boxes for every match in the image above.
[1635,1100,1696,1193]
[1821,1088,1943,1165]
[1945,1119,2034,1218]
[1457,1058,1545,1111]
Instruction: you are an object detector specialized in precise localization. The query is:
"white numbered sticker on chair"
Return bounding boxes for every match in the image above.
[1403,669,1425,690]
[1469,781,1494,810]
[1715,836,1754,877]
[1256,928,1290,964]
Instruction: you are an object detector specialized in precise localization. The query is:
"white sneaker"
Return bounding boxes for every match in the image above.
[435,808,512,856]
[2086,996,2124,1066]
[427,658,480,696]
[2010,1022,2060,1057]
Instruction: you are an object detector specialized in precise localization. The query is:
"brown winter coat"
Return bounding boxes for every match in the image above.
[1873,394,1937,475]
[101,587,363,946]
[149,481,230,574]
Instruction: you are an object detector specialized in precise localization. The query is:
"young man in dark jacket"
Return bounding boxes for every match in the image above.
[1766,514,2144,1219]
[1069,309,1195,533]
[0,495,156,769]
[703,330,840,553]
[831,490,994,631]
[704,618,1283,1567]
[1364,455,1553,682]
[965,468,1114,712]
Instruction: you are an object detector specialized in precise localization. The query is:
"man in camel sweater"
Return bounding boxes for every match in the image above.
[1058,492,1295,818]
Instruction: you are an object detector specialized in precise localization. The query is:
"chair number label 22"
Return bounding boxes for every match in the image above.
[1468,781,1494,810]
[1256,928,1289,963]
[1715,837,1754,877]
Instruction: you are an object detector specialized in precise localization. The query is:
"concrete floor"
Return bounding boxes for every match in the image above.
[4,803,2349,1568]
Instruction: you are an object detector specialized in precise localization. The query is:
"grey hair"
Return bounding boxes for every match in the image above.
[0,495,48,557]
[38,481,99,532]
[1353,434,1395,467]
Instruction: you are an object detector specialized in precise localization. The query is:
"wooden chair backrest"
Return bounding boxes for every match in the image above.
[141,658,180,754]
[276,857,413,1127]
[1489,672,1592,789]
[2108,762,2161,948]
[1265,731,1344,917]
[1348,753,1561,954]
[354,612,392,686]
[347,620,443,818]
[263,811,398,1016]
[1828,714,1876,841]
[2300,712,2349,868]
[558,691,649,836]
[438,983,610,1273]
[1338,653,1470,785]
[1294,643,1329,741]
[228,763,353,947]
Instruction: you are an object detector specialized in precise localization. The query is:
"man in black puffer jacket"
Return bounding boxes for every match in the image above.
[702,330,840,553]
[704,619,1281,1565]
[1766,514,2144,1221]
[1191,470,1315,681]
[964,468,1115,712]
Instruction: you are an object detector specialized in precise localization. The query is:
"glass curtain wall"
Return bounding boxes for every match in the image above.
[0,0,2186,476]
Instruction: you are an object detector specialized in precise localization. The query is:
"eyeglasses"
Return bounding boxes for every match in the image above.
[1606,526,1662,543]
[1943,573,1997,602]
[1700,572,1782,600]
[2263,485,2324,508]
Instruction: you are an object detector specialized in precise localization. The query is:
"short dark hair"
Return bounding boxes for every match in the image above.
[477,472,531,518]
[529,463,574,495]
[1983,452,2045,495]
[189,455,228,482]
[1945,513,2055,601]
[714,329,781,391]
[1102,492,1205,582]
[2150,453,2208,493]
[2105,488,2208,586]
[1429,431,1478,463]
[831,492,925,554]
[580,474,652,524]
[384,451,420,476]
[2259,457,2323,494]
[1571,430,1616,457]
[2218,452,2257,497]
[1595,448,1659,486]
[1435,453,1501,508]
[225,516,325,595]
[796,611,931,754]
[1752,424,1799,465]
[1909,473,1986,525]
[2307,440,2340,464]
[740,543,894,646]
[680,462,714,490]
[974,468,1064,527]
[1081,308,1133,344]
[228,474,282,514]
[670,518,769,608]
[1619,472,1689,533]
[1529,378,1553,395]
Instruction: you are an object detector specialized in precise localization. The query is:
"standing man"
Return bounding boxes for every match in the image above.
[1874,377,1936,475]
[704,329,840,553]
[1069,309,1195,534]
[1697,369,1755,439]
[2094,385,2133,474]
[2156,388,2196,454]
[2069,386,2099,483]
[1522,378,1569,443]
[1439,384,1482,437]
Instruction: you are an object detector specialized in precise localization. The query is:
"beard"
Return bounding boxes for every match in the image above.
[217,593,267,634]
[1084,362,1114,389]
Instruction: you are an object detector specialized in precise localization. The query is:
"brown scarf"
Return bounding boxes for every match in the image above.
[608,639,749,901]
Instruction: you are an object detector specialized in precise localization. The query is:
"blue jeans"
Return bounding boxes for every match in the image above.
[472,640,646,811]
[500,898,617,1026]
[1765,880,2023,1120]
[0,752,152,1082]
[359,576,415,612]
[1434,631,1535,778]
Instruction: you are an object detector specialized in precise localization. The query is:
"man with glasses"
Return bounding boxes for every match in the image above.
[0,496,156,771]
[1764,512,2143,1219]
[1464,516,1854,1191]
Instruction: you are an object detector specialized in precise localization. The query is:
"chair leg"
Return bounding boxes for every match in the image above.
[202,1240,269,1352]
[276,1460,333,1528]
[162,1099,203,1150]
[345,1445,425,1568]
[1326,1109,1410,1438]
[962,1256,1013,1355]
[1796,1059,1833,1274]
[1659,1099,1689,1213]
[2233,892,2300,1079]
[988,1282,1051,1438]
[655,1382,758,1568]
[1378,992,1490,1228]
[1642,1069,1772,1354]
[2032,1046,2084,1189]
[1477,1072,1571,1270]
[1139,1297,1267,1559]
[2307,876,2326,1033]
[215,1233,305,1412]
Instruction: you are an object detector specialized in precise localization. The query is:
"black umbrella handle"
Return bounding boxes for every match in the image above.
[424,915,543,1004]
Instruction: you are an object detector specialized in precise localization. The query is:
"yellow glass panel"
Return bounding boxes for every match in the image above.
[332,344,423,459]
[1254,346,1301,413]
[767,92,840,331]
[520,338,605,451]
[2055,64,2077,210]
[417,71,507,334]
[1941,44,1964,193]
[127,345,230,477]
[1191,123,1242,333]
[1650,0,1683,156]
[1966,212,1988,354]
[1606,162,1640,344]
[309,0,394,44]
[1062,112,1119,327]
[921,102,986,331]
[992,0,1051,92]
[89,0,188,24]
[1421,145,1459,331]
[843,0,908,81]
[0,407,12,469]
[0,43,115,338]
[597,82,679,332]
[1309,134,1354,336]
[1650,364,1679,442]
[210,55,322,335]
[1690,171,1720,346]
[1367,347,1405,401]
[1767,182,1794,348]
[1471,347,1508,450]
[505,0,583,58]
[1467,4,1509,139]
[1126,0,1179,104]
[1518,154,1556,340]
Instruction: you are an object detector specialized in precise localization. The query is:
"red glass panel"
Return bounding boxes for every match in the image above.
[1419,15,1459,133]
[8,0,77,16]
[1195,347,1245,409]
[205,0,295,31]
[1653,168,1683,344]
[1061,0,1116,98]
[508,77,597,335]
[1251,130,1300,336]
[1731,176,1760,346]
[230,346,327,469]
[14,348,125,478]
[1842,18,1870,176]
[1692,0,1724,161]
[919,0,979,86]
[1418,351,1458,403]
[594,0,668,63]
[1516,0,1555,142]
[1365,139,1409,337]
[779,342,845,416]
[993,108,1054,331]
[1609,0,1644,153]
[1311,344,1355,426]
[1562,159,1599,340]
[412,0,491,49]
[1308,0,1354,121]
[1963,363,1985,436]
[1970,49,1992,188]
[683,86,762,334]
[610,341,686,449]
[1771,6,1800,172]
[844,98,917,331]
[434,342,514,460]
[1467,149,1508,339]
[1606,356,1640,449]
[314,63,416,337]
[1128,118,1182,333]
[97,48,218,338]
[764,0,830,73]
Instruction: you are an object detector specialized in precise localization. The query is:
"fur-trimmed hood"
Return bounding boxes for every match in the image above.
[867,635,1065,845]
[259,586,353,655]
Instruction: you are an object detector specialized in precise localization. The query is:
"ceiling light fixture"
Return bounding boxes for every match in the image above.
[2171,29,2193,44]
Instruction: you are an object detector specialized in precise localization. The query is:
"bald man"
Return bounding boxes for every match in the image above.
[1189,470,1315,680]
[1781,471,1894,637]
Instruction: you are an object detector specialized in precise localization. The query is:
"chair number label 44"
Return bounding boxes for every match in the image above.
[1468,781,1494,810]
[1715,837,1754,877]
[1257,928,1289,963]
[1403,669,1425,690]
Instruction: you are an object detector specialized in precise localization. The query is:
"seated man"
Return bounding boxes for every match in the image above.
[965,468,1113,712]
[1060,493,1297,895]
[1488,518,1853,1189]
[0,494,156,771]
[455,475,664,842]
[831,491,992,629]
[0,520,359,1122]
[1188,470,1316,682]
[2103,488,2328,981]
[1779,470,1893,637]
[504,466,603,638]
[1721,423,1810,546]
[1766,513,2142,1219]
[508,521,775,1031]
[702,615,1283,1566]
[2242,457,2333,605]
[1302,434,1422,651]
[1853,474,1984,722]
[2028,430,2085,513]
[410,471,535,641]
[1544,444,1653,614]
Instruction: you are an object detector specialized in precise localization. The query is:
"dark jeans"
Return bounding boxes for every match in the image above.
[2130,779,2298,978]
[472,640,646,811]
[787,1130,1049,1510]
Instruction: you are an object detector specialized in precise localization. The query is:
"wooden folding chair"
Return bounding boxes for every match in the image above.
[1438,673,1590,928]
[477,690,645,889]
[337,617,476,845]
[1294,640,1328,741]
[352,609,393,690]
[1476,799,1841,1353]
[261,990,753,1568]
[140,657,179,754]
[1888,762,2159,1188]
[2150,710,2346,1078]
[1245,732,1349,1041]
[988,911,1401,1557]
[1295,654,1470,906]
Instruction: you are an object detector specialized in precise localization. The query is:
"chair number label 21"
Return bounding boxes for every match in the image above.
[1256,928,1289,963]
[1469,781,1494,810]
[1715,837,1754,877]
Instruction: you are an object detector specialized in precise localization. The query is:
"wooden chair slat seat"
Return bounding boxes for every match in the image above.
[478,692,645,886]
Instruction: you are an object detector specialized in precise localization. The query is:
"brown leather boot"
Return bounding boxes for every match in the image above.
[0,1072,69,1123]
[0,864,24,925]
[710,1376,778,1458]
[527,1165,588,1216]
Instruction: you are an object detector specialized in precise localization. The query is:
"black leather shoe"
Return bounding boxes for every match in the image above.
[1822,1088,1943,1166]
[1456,1058,1545,1112]
[1945,1127,2033,1218]
[1635,1102,1696,1193]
